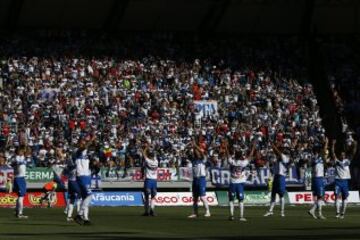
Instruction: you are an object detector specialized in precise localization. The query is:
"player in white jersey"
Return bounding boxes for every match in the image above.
[308,137,329,220]
[142,146,159,216]
[264,143,292,217]
[74,135,96,225]
[188,140,211,218]
[11,147,28,219]
[64,158,81,222]
[331,139,352,219]
[227,143,255,221]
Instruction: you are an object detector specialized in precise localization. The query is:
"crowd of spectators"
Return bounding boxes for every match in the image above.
[0,32,327,179]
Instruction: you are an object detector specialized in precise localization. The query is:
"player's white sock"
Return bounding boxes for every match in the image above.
[341,199,348,215]
[335,199,341,214]
[317,199,323,215]
[76,199,82,213]
[65,199,70,213]
[67,204,74,218]
[310,202,317,212]
[239,201,244,218]
[280,197,285,215]
[17,197,24,215]
[269,201,275,212]
[150,198,156,211]
[81,195,91,220]
[229,201,234,216]
[200,196,210,213]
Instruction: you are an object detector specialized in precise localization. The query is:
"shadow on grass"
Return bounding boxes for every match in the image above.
[2,222,73,227]
[0,233,360,240]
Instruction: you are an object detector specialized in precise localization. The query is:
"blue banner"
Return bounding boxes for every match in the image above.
[91,192,143,206]
[210,166,336,187]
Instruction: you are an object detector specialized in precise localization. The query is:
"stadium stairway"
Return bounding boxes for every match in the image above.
[307,36,343,143]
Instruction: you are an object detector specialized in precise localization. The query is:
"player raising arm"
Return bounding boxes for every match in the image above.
[331,139,351,219]
[188,139,211,218]
[74,135,96,225]
[227,142,256,221]
[11,147,28,219]
[264,142,292,217]
[64,158,82,222]
[142,145,159,216]
[308,137,329,220]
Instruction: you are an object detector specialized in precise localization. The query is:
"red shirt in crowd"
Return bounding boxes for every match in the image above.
[69,119,76,129]
[79,120,87,130]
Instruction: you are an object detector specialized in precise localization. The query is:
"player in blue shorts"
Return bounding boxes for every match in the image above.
[64,159,82,222]
[142,145,159,216]
[331,139,353,219]
[227,142,255,221]
[11,147,28,219]
[74,135,96,225]
[188,140,210,218]
[308,137,329,220]
[264,143,292,217]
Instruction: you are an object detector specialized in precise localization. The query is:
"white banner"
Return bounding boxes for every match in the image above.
[194,100,218,118]
[178,167,192,181]
[153,192,218,206]
[288,191,360,204]
[101,167,178,182]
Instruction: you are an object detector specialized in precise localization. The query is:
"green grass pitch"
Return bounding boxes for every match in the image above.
[0,206,359,240]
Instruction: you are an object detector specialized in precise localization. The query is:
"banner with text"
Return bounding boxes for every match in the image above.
[216,191,283,206]
[100,168,178,182]
[0,192,66,208]
[288,191,360,204]
[91,192,143,206]
[194,100,218,118]
[153,192,218,206]
[209,166,301,187]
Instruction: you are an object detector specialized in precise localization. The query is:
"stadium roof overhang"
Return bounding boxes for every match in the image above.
[0,0,359,34]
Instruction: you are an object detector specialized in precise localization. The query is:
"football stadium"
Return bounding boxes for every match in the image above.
[0,0,359,239]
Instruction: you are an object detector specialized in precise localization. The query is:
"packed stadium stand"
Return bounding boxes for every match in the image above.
[0,0,358,189]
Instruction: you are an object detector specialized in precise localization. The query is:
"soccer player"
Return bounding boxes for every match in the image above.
[227,143,255,221]
[188,140,211,218]
[142,145,159,216]
[64,159,82,222]
[74,135,96,225]
[264,143,291,217]
[12,147,28,219]
[331,139,352,219]
[308,137,329,220]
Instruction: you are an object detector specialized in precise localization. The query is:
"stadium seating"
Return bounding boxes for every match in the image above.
[0,33,326,175]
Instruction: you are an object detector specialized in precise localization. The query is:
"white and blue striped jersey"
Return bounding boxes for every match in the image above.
[228,158,250,184]
[273,154,290,176]
[144,157,158,180]
[75,149,91,177]
[13,155,26,178]
[312,155,324,177]
[335,158,351,180]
